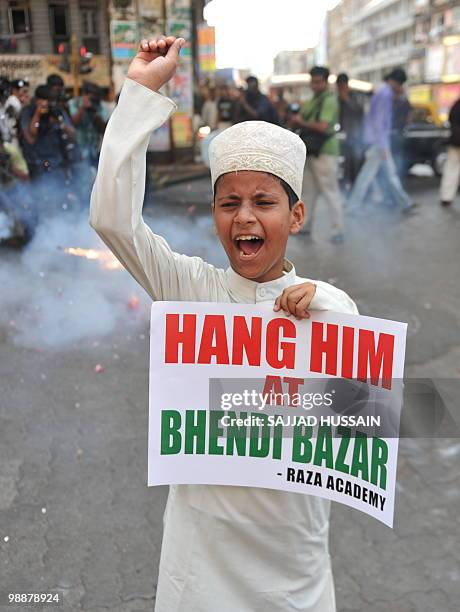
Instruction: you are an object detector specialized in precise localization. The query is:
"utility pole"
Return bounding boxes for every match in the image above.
[70,33,80,97]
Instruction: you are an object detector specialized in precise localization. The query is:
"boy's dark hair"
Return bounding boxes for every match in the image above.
[213,172,299,209]
[279,178,299,208]
[310,66,330,81]
[387,68,407,84]
[336,73,349,85]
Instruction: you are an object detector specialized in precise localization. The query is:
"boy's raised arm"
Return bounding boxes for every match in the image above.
[90,36,209,300]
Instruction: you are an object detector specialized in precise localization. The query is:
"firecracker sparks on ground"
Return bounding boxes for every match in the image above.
[60,247,123,271]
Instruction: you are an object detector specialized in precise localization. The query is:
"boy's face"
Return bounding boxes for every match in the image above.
[213,171,304,283]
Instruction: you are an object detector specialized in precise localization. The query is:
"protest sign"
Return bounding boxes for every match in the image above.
[149,302,407,527]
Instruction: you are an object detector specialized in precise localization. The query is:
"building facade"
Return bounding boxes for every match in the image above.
[326,0,460,118]
[326,0,353,75]
[409,0,460,119]
[0,0,111,88]
[327,0,415,85]
[273,50,314,76]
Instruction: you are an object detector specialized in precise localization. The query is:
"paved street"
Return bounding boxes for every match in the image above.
[0,174,459,611]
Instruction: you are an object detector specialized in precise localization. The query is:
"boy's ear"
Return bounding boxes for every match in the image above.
[289,200,305,235]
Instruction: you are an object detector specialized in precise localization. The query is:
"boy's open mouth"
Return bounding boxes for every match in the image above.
[234,234,265,259]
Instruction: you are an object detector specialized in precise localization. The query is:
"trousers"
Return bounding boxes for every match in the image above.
[348,145,411,210]
[440,146,460,202]
[302,154,343,235]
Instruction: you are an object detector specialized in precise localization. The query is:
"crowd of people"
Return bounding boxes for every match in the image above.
[199,66,460,243]
[0,73,113,245]
[1,64,459,248]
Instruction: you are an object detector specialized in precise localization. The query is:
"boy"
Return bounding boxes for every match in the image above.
[90,35,358,612]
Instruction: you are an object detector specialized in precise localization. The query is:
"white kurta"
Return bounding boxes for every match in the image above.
[90,78,359,612]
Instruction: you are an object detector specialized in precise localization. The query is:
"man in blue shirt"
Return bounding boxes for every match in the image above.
[20,84,77,178]
[348,68,417,214]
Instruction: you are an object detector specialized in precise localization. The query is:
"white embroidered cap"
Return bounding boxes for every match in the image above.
[208,120,306,199]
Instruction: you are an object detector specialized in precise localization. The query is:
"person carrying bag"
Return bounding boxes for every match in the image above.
[291,66,344,243]
[296,91,335,156]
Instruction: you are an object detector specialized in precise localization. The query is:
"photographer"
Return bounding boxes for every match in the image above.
[19,84,77,179]
[46,73,69,113]
[0,134,36,246]
[68,81,109,166]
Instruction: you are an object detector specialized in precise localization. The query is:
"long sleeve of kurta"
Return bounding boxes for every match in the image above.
[90,76,360,612]
[89,78,223,303]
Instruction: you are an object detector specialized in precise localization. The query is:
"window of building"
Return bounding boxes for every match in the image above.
[80,4,100,53]
[8,1,31,34]
[49,3,69,52]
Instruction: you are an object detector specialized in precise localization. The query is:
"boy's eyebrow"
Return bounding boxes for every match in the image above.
[216,193,241,201]
[253,190,280,198]
[216,190,281,201]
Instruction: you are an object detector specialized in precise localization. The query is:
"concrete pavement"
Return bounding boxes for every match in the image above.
[0,175,459,611]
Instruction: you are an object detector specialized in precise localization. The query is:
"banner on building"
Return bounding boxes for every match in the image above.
[148,302,408,527]
[171,112,193,147]
[111,20,139,59]
[169,66,193,114]
[163,0,193,148]
[435,83,460,121]
[198,24,216,73]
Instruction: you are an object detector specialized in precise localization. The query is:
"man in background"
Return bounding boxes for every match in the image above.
[348,68,417,214]
[68,81,109,167]
[200,86,219,131]
[234,76,279,124]
[391,87,412,179]
[216,84,235,129]
[0,77,13,143]
[336,72,363,189]
[292,66,344,243]
[20,84,76,179]
[440,95,460,207]
[46,73,70,114]
[6,78,30,119]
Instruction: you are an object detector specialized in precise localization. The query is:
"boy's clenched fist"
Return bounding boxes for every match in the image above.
[127,35,185,92]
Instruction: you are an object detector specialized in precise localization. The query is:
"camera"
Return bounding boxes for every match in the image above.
[87,94,101,114]
[48,103,64,120]
[81,82,102,115]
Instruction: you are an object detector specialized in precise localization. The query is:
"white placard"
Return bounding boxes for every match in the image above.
[149,302,407,527]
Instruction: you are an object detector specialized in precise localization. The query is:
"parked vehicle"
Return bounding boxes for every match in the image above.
[401,103,450,176]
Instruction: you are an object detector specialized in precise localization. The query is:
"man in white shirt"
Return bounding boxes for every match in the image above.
[90,35,358,612]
